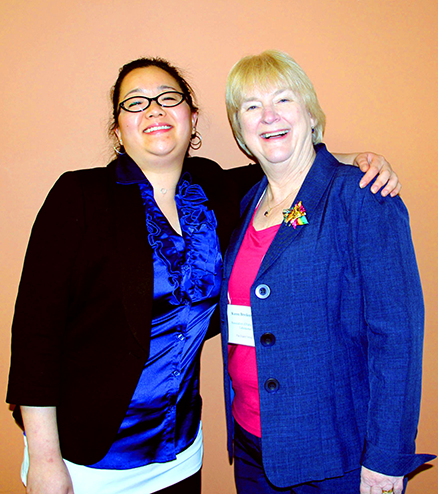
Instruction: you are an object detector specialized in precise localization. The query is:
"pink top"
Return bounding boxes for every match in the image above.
[228,216,280,437]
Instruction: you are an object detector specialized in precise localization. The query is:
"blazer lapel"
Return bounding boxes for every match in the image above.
[223,177,268,280]
[258,146,340,278]
[111,175,153,353]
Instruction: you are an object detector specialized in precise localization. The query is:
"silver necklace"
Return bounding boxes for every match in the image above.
[263,188,297,217]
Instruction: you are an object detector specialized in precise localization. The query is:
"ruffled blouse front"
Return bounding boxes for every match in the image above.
[90,161,222,469]
[145,174,222,307]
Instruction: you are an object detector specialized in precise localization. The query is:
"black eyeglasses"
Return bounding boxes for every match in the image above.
[119,91,186,113]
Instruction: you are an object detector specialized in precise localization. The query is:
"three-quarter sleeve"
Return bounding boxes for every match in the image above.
[7,172,85,406]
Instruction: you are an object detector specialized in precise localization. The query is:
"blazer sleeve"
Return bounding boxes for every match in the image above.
[7,172,86,406]
[224,163,264,202]
[351,187,435,475]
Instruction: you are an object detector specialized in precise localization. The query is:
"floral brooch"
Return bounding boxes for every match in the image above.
[282,201,308,229]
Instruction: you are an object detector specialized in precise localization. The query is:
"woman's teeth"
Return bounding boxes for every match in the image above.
[144,125,171,133]
[262,130,289,139]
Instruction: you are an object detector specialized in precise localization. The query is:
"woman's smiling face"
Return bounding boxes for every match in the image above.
[115,66,197,168]
[238,86,315,168]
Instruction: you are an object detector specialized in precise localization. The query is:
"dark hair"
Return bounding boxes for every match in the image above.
[109,57,199,140]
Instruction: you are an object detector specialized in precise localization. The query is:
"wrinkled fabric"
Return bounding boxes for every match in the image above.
[91,168,222,469]
[220,144,435,487]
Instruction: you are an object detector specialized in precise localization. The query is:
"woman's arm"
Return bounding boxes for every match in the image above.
[228,151,401,200]
[333,152,401,197]
[21,406,74,494]
[354,190,434,479]
[7,174,85,491]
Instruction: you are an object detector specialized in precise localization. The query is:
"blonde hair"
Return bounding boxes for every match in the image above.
[226,50,326,158]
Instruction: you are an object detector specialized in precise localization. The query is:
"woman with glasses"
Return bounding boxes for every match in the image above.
[7,57,399,494]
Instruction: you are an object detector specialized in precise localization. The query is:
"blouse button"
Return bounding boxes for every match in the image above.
[255,284,271,299]
[264,378,280,393]
[172,370,180,377]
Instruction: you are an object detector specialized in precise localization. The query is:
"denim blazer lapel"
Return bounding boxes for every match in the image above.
[223,176,268,280]
[225,146,339,281]
[257,147,339,278]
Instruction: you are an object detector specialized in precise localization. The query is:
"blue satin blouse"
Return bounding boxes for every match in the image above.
[89,156,222,469]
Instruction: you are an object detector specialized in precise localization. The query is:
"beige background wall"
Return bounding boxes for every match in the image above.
[1,0,437,492]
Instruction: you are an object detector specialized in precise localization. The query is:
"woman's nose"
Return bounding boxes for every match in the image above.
[147,101,165,117]
[261,105,279,124]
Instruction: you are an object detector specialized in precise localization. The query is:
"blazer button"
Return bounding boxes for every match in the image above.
[264,378,279,393]
[255,284,271,299]
[260,332,276,347]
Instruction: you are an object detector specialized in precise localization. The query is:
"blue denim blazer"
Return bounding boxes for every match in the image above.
[220,144,434,488]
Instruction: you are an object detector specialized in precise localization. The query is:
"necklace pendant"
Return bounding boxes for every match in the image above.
[160,188,167,195]
[264,210,270,217]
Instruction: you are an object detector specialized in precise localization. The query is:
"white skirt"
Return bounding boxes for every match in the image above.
[21,423,203,494]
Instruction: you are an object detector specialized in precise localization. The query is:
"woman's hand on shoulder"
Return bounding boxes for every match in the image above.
[360,466,404,494]
[355,152,402,197]
[26,457,74,494]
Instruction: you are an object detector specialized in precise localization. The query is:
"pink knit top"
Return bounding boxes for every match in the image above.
[227,216,280,437]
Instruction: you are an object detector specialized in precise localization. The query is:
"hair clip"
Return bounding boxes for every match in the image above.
[283,201,308,229]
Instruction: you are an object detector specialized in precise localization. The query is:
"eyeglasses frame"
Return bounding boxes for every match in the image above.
[118,91,187,114]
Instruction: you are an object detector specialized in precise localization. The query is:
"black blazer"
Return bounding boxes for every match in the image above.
[7,155,262,465]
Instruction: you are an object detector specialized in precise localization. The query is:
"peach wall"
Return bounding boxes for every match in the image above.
[1,0,437,492]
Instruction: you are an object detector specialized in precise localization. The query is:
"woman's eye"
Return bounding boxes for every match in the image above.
[245,105,258,111]
[278,98,291,103]
[128,99,143,108]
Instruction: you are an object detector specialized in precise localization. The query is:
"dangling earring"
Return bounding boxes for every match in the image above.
[114,137,125,156]
[190,130,202,151]
[114,145,125,156]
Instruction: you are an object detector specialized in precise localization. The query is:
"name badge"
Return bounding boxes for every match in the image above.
[227,305,255,347]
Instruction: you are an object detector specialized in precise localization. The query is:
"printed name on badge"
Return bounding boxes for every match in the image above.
[227,305,255,347]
